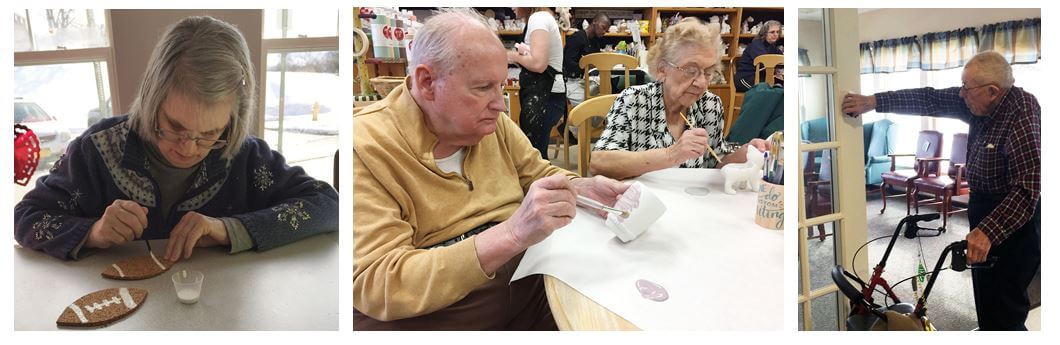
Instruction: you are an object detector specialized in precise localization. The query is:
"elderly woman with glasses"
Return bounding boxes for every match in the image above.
[735,20,782,92]
[590,18,769,180]
[14,16,338,261]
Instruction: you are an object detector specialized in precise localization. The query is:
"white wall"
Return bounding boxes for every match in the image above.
[859,8,1040,42]
[109,10,263,115]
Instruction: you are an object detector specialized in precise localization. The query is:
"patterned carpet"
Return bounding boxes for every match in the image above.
[806,190,1040,331]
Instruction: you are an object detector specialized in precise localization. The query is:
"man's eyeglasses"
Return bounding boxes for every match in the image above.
[960,83,994,93]
[154,127,227,149]
[665,60,713,80]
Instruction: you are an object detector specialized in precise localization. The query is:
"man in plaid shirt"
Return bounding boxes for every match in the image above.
[842,51,1040,331]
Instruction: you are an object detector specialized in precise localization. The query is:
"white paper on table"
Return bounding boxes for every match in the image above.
[511,169,784,330]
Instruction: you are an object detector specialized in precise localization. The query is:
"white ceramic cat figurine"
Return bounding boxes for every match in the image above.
[721,145,764,195]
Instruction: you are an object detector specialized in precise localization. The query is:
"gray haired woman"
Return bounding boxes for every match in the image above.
[735,20,782,91]
[15,16,338,261]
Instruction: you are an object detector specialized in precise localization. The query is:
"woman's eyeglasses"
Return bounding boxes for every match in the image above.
[666,60,713,80]
[154,128,227,149]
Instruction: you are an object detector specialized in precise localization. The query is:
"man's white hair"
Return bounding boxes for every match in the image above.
[408,8,497,78]
[966,51,1015,89]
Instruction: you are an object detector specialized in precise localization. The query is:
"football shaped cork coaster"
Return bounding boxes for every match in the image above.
[56,288,147,327]
[102,252,175,280]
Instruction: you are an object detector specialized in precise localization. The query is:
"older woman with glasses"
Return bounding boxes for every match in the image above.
[735,20,782,92]
[14,16,338,261]
[590,18,769,180]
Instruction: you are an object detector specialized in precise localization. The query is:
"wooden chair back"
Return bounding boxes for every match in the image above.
[567,94,619,177]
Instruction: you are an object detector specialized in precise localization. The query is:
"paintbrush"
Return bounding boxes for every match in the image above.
[576,195,630,218]
[678,112,723,164]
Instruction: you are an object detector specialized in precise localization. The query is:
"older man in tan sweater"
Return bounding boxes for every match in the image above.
[353,8,628,330]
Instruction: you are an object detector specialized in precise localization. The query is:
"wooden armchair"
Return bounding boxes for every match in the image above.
[913,133,970,227]
[554,53,639,169]
[804,149,833,241]
[727,56,743,137]
[568,94,619,177]
[754,54,784,86]
[878,130,943,215]
[726,54,783,138]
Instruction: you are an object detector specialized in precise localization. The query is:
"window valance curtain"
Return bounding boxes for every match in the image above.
[980,18,1041,63]
[859,18,1040,74]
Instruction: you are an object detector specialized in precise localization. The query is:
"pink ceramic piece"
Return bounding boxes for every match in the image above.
[635,279,669,302]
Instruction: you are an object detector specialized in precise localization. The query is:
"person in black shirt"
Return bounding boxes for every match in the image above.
[563,13,610,107]
[557,14,609,145]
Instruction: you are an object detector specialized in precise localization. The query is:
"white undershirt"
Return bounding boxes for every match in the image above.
[435,148,466,175]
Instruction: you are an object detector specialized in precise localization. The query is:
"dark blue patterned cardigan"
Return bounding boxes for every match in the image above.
[14,116,338,260]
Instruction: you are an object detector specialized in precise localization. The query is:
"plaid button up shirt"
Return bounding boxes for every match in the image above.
[875,86,1041,244]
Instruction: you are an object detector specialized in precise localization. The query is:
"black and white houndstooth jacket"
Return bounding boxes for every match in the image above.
[593,82,725,168]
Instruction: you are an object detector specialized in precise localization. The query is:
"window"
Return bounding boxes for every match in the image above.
[14,9,114,202]
[860,69,921,162]
[260,10,340,184]
[861,62,1042,168]
[13,9,108,52]
[263,9,338,39]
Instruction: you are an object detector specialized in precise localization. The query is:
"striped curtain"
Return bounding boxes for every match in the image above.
[921,27,978,70]
[869,36,921,73]
[980,18,1041,63]
[799,48,811,77]
[871,40,894,72]
[799,48,811,66]
[860,18,1040,74]
[900,36,922,71]
[859,43,874,74]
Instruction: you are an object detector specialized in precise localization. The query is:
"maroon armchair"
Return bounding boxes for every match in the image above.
[879,130,944,215]
[913,133,970,228]
[804,149,832,241]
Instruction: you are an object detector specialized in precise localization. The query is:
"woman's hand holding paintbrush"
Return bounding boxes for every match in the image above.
[676,112,723,164]
[668,124,711,164]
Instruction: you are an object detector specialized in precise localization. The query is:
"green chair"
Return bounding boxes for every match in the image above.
[726,82,783,144]
[799,118,897,186]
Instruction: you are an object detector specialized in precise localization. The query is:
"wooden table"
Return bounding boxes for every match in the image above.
[545,276,639,330]
[14,233,338,330]
[535,168,783,330]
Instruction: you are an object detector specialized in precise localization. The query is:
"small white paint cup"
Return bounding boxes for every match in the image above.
[171,269,204,304]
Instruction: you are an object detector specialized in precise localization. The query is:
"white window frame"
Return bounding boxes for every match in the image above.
[255,9,340,148]
[13,9,119,123]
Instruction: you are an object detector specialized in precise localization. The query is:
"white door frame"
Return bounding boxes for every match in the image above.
[796,8,868,331]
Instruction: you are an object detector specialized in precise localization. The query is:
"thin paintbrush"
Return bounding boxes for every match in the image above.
[678,112,723,164]
[576,195,630,218]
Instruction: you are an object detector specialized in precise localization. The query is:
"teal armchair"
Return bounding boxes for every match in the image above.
[799,118,897,186]
[863,119,897,185]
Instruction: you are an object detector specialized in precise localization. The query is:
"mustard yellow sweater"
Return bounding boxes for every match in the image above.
[353,82,575,321]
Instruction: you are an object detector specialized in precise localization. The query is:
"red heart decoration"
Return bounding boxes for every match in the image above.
[14,124,41,186]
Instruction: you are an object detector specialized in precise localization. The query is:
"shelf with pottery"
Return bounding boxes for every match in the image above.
[492,7,783,128]
[354,7,410,99]
[364,57,407,64]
